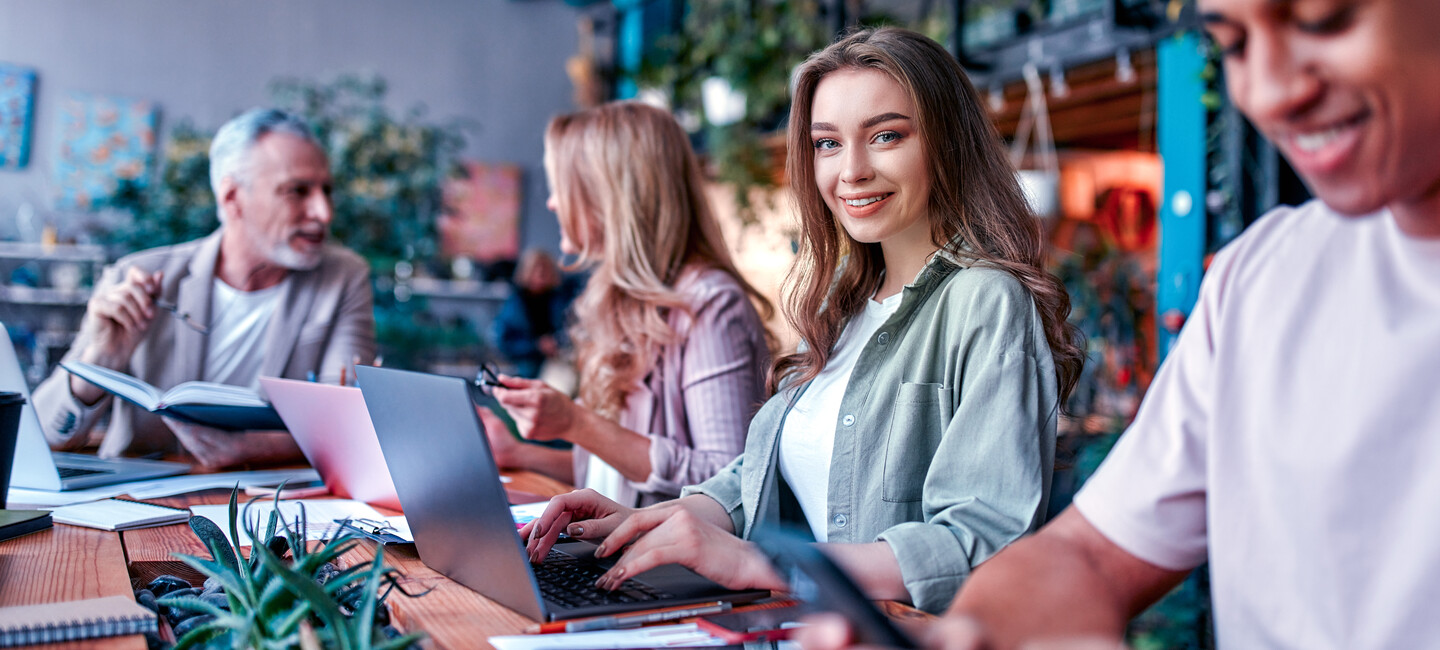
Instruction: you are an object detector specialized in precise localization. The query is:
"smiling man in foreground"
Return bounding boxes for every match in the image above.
[34,108,375,468]
[799,0,1440,648]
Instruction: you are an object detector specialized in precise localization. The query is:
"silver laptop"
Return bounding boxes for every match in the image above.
[354,366,768,621]
[2,323,188,490]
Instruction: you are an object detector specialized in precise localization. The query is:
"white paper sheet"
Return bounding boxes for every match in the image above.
[347,502,549,545]
[488,623,729,650]
[5,468,321,507]
[509,500,550,528]
[190,498,384,548]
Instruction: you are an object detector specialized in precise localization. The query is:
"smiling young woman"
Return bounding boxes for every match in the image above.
[518,27,1085,615]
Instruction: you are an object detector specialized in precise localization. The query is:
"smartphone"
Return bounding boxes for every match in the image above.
[244,479,330,499]
[751,526,918,648]
[696,605,804,643]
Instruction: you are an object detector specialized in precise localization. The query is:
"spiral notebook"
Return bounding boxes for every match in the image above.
[47,498,191,531]
[0,595,156,646]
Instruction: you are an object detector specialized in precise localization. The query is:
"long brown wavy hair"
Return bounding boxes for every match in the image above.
[546,101,774,419]
[772,27,1084,402]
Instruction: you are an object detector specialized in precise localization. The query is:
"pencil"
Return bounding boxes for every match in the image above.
[525,601,732,634]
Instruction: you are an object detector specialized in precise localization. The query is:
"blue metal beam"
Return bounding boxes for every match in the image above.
[1156,32,1207,358]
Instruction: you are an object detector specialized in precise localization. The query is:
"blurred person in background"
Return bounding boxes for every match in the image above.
[33,108,375,468]
[482,101,773,507]
[491,248,577,385]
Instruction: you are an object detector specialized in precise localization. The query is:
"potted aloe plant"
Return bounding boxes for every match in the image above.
[136,489,425,649]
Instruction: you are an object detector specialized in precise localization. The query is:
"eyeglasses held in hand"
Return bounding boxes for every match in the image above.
[154,300,210,335]
[475,361,503,394]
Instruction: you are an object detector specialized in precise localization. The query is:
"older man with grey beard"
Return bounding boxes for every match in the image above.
[34,108,375,468]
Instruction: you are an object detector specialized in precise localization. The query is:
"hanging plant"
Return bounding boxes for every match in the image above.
[641,0,831,222]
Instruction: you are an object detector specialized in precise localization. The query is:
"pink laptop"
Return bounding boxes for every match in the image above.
[259,377,402,511]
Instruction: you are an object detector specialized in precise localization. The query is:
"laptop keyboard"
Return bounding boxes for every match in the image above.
[534,550,672,608]
[56,466,111,479]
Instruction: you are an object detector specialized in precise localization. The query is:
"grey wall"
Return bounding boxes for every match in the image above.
[0,0,580,255]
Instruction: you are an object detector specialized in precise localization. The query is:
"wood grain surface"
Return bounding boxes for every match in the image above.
[0,520,148,649]
[118,470,575,649]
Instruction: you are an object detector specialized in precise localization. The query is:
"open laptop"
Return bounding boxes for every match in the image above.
[354,365,768,621]
[2,322,188,491]
[258,377,401,510]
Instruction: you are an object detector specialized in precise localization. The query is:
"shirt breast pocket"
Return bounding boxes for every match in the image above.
[882,381,954,503]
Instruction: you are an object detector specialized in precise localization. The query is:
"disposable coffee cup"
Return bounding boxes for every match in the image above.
[0,392,24,510]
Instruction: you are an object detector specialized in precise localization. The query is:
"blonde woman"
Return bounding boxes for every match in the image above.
[483,101,773,507]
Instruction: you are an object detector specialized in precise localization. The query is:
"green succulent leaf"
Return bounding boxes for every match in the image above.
[272,600,316,637]
[169,553,255,613]
[188,513,239,574]
[354,547,388,650]
[171,621,228,649]
[254,540,356,650]
[156,594,230,620]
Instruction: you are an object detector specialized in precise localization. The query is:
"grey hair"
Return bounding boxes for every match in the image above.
[209,108,322,221]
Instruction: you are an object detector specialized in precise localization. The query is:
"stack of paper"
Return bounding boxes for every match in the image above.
[47,499,190,531]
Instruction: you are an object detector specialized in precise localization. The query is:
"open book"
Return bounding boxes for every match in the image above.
[61,361,285,431]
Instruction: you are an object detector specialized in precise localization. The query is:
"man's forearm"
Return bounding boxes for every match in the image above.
[221,430,305,468]
[950,509,1188,650]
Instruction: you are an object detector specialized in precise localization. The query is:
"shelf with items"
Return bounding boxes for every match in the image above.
[0,242,108,388]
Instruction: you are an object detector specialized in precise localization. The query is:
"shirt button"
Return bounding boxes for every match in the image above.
[841,414,856,427]
[877,331,890,344]
[833,514,848,528]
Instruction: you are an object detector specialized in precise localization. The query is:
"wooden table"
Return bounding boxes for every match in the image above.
[5,471,928,649]
[0,519,147,650]
[0,470,571,650]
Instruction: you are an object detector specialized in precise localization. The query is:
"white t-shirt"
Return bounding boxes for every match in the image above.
[202,278,286,389]
[1074,200,1440,648]
[779,291,903,542]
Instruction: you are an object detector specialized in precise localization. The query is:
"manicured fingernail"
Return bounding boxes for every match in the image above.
[568,524,584,537]
[595,543,607,556]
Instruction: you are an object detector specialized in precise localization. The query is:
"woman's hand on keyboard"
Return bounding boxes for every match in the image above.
[592,507,785,592]
[522,488,635,562]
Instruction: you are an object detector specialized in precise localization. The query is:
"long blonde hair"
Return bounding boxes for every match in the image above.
[774,27,1084,402]
[545,101,773,419]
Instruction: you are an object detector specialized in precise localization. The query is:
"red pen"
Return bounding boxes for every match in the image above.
[525,601,731,634]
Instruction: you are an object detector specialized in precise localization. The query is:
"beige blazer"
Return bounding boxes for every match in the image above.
[33,229,377,457]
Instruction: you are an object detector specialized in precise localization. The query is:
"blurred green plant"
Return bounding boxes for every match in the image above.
[640,0,831,221]
[104,73,466,274]
[268,74,468,275]
[105,120,218,253]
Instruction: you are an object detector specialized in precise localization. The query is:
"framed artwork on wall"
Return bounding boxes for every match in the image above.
[436,160,523,264]
[51,91,158,210]
[0,63,37,170]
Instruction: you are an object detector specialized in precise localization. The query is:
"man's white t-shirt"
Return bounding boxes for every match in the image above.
[202,278,286,389]
[1074,200,1440,648]
[779,291,903,542]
